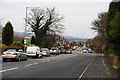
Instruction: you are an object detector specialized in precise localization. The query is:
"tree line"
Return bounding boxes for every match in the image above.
[91,1,120,56]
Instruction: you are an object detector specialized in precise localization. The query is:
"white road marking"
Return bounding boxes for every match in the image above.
[0,67,18,73]
[102,60,109,71]
[25,63,39,67]
[102,60,111,76]
[47,60,50,61]
[25,64,33,67]
[42,60,51,63]
[78,57,94,80]
[33,63,38,65]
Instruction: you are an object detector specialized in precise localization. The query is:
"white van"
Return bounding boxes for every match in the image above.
[26,46,42,58]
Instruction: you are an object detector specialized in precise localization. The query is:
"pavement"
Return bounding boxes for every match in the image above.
[82,54,119,79]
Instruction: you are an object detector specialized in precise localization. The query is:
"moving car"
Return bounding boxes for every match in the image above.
[2,49,27,62]
[40,48,50,56]
[50,47,60,55]
[26,46,42,58]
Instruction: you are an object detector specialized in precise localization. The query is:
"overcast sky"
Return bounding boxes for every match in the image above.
[0,0,112,38]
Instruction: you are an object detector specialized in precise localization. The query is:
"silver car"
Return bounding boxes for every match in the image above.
[50,48,60,55]
[40,48,50,56]
[2,49,27,62]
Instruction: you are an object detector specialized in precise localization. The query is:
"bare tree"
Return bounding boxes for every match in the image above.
[26,7,64,46]
[91,12,108,40]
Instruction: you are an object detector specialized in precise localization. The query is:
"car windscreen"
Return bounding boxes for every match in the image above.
[51,49,57,50]
[41,48,48,51]
[26,47,39,52]
[6,49,17,52]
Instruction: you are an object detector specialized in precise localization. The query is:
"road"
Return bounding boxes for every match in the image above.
[1,51,101,79]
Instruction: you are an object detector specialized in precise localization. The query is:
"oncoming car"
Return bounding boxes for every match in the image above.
[2,49,27,62]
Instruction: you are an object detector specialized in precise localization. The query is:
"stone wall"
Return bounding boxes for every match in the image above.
[107,56,120,70]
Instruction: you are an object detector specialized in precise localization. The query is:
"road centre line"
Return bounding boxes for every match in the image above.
[25,64,33,67]
[0,67,18,73]
[25,63,38,67]
[33,63,38,65]
[78,57,94,80]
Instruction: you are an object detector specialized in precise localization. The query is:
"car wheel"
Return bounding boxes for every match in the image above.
[40,55,43,58]
[3,58,7,62]
[25,56,28,60]
[36,54,39,58]
[18,56,21,62]
[47,54,50,57]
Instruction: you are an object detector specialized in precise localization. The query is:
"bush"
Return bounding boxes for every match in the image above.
[2,44,8,49]
[10,41,24,49]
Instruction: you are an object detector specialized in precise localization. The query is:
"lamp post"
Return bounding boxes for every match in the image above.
[24,7,29,52]
[24,7,40,51]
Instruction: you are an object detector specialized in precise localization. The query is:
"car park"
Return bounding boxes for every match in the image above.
[2,49,27,62]
[40,48,50,56]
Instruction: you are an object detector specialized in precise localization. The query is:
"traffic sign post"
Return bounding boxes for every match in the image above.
[58,44,64,49]
[24,37,31,45]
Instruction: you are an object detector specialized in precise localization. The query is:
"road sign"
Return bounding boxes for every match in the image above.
[24,37,31,44]
[58,44,64,49]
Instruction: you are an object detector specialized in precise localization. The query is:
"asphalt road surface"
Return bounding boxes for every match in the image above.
[1,51,100,79]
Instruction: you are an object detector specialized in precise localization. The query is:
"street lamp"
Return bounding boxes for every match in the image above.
[24,7,41,51]
[24,7,29,52]
[25,7,40,35]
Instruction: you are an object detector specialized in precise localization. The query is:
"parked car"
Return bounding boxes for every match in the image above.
[88,48,92,53]
[60,49,66,54]
[82,49,88,53]
[2,49,27,62]
[66,49,72,54]
[50,47,60,55]
[40,48,50,56]
[26,46,42,58]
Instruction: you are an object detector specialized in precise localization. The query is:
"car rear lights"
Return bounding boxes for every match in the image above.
[2,53,5,55]
[13,53,17,55]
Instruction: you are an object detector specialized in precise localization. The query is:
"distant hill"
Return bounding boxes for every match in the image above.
[63,36,88,42]
[14,32,34,38]
[14,32,88,42]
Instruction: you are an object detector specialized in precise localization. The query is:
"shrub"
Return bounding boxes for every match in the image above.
[10,41,24,49]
